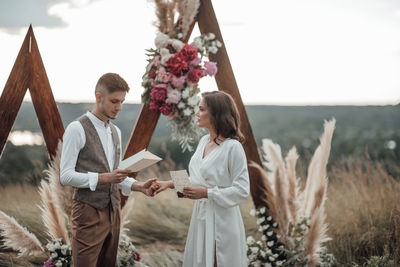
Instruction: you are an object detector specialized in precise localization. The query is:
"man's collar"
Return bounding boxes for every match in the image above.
[86,111,109,128]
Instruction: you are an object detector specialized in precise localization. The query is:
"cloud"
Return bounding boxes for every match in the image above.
[0,0,98,33]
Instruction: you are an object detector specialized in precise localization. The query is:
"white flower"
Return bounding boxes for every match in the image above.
[250,209,256,216]
[166,89,182,104]
[273,222,278,227]
[46,243,55,252]
[246,236,255,245]
[181,88,190,99]
[54,242,61,250]
[170,39,184,51]
[262,224,269,230]
[268,256,275,262]
[276,234,281,239]
[215,40,222,48]
[250,247,259,254]
[260,250,266,258]
[256,217,265,224]
[206,32,215,40]
[258,226,263,232]
[276,261,283,266]
[208,46,218,54]
[194,105,199,113]
[160,48,172,64]
[61,244,69,255]
[177,102,186,109]
[267,231,273,236]
[177,33,183,39]
[264,263,272,267]
[260,207,266,214]
[296,237,302,242]
[267,241,274,247]
[183,108,192,116]
[253,261,261,267]
[261,235,267,241]
[192,37,203,50]
[51,252,58,259]
[155,32,169,48]
[54,260,63,267]
[256,241,263,246]
[267,216,272,221]
[188,95,200,107]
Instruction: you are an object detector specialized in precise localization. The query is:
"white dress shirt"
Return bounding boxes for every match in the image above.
[60,111,136,196]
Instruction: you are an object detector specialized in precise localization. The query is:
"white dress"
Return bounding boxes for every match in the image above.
[183,134,250,267]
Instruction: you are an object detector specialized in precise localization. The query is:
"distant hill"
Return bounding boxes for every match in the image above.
[1,102,399,184]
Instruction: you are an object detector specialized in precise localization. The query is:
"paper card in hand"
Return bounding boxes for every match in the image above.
[170,170,191,193]
[118,149,162,172]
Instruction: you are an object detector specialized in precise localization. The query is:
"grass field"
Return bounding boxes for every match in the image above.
[0,157,399,266]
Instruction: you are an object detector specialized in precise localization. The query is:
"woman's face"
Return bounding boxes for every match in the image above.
[196,99,212,129]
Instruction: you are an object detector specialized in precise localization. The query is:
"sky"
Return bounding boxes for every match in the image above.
[0,0,400,105]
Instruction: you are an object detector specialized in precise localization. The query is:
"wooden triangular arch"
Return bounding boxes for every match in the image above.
[0,25,64,159]
[122,0,269,208]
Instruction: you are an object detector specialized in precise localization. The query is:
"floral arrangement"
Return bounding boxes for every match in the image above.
[117,232,146,267]
[44,238,72,267]
[142,32,221,151]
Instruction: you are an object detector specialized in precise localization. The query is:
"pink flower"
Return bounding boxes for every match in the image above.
[190,57,201,66]
[149,101,159,111]
[166,54,189,77]
[157,66,172,83]
[204,61,218,76]
[150,84,167,102]
[187,68,204,84]
[160,103,173,115]
[166,89,182,104]
[171,75,185,89]
[135,252,141,261]
[179,44,198,62]
[152,55,161,67]
[44,258,54,267]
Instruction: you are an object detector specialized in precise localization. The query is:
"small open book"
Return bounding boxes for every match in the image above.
[170,170,191,193]
[118,149,162,172]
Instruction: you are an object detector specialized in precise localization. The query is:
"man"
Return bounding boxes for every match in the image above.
[60,73,157,266]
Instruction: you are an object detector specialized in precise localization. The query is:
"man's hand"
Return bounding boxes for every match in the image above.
[153,180,174,195]
[98,169,130,184]
[182,186,208,199]
[131,178,158,197]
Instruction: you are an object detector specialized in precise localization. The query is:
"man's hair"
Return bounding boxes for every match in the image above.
[95,73,130,94]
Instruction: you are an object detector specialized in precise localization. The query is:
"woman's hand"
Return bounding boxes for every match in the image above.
[182,186,208,199]
[153,180,174,195]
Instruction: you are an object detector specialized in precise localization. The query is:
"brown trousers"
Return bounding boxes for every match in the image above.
[71,200,120,267]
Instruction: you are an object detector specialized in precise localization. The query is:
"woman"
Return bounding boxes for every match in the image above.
[156,91,250,267]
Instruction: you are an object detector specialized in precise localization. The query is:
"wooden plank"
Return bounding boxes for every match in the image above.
[0,26,32,156]
[28,27,64,158]
[197,0,269,208]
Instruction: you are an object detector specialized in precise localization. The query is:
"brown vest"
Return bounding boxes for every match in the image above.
[73,115,121,210]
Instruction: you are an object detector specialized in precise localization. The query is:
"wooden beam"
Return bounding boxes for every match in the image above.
[28,27,64,158]
[0,26,33,155]
[197,0,269,208]
[0,25,64,159]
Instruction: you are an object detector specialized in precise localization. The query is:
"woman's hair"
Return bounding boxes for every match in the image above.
[201,91,244,144]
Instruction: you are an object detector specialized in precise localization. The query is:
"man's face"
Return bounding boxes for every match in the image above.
[97,91,126,120]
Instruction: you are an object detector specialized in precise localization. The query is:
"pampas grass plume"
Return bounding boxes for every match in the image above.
[0,210,44,257]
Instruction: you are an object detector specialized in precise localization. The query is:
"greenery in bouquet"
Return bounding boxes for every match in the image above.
[142,31,221,151]
[43,238,72,267]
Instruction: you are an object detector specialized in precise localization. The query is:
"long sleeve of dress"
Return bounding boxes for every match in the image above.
[207,142,250,208]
